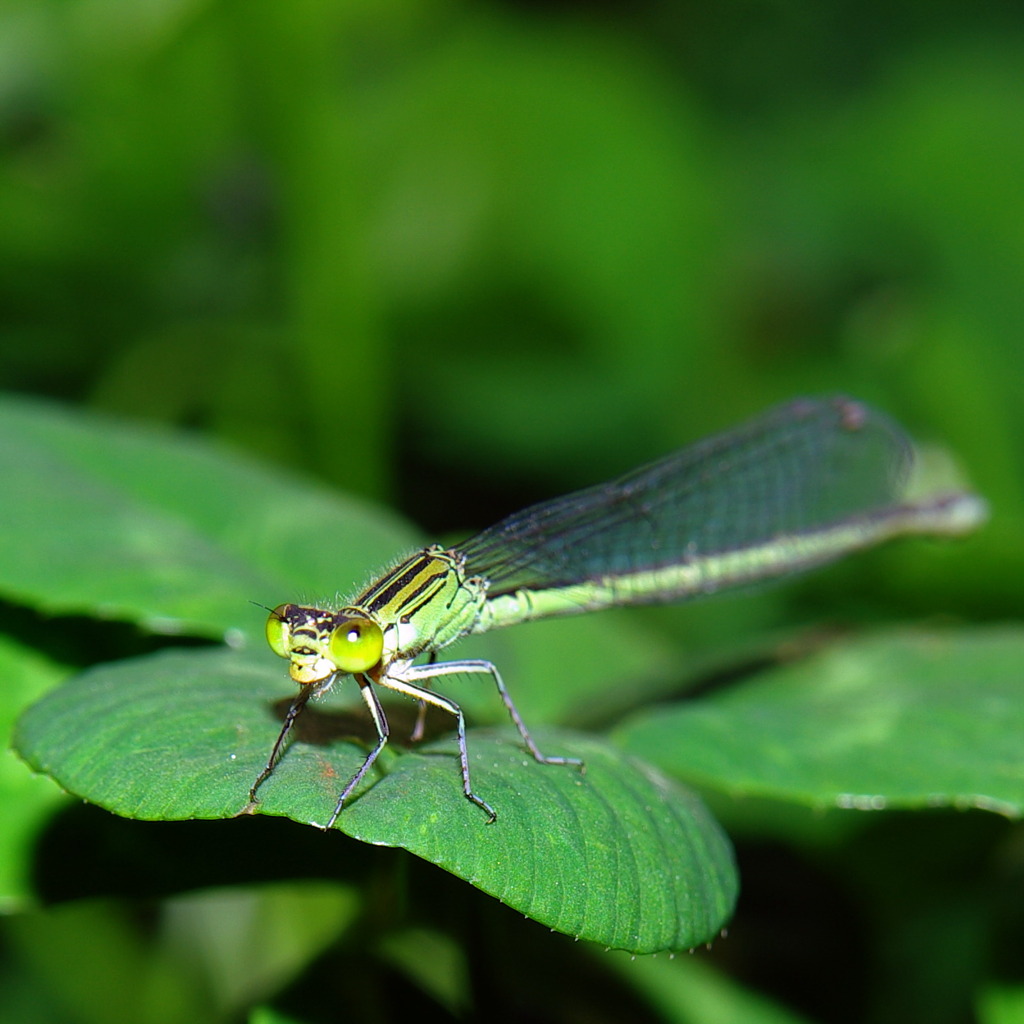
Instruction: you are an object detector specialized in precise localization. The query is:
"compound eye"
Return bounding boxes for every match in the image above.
[265,604,293,658]
[329,617,384,673]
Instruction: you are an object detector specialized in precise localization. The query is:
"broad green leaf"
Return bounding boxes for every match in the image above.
[0,395,416,638]
[15,649,293,821]
[615,627,1024,815]
[15,647,736,953]
[341,733,735,953]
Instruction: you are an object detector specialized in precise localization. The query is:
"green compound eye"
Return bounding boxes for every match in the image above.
[265,604,293,658]
[329,617,384,673]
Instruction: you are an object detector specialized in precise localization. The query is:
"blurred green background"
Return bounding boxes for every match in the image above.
[2,0,1023,1022]
[3,0,1021,556]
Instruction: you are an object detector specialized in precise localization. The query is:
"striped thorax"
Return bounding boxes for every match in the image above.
[353,545,488,663]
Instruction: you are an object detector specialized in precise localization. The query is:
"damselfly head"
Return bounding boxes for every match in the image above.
[266,603,341,684]
[265,603,384,684]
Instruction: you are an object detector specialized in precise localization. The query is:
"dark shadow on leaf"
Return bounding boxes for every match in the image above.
[267,696,456,749]
[0,596,211,669]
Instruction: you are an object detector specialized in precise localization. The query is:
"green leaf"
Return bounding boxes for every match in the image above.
[614,627,1024,815]
[0,637,68,909]
[14,649,285,821]
[0,395,417,638]
[342,733,735,953]
[14,647,736,953]
[607,950,813,1024]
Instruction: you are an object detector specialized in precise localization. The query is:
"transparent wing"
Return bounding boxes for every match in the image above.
[457,396,968,604]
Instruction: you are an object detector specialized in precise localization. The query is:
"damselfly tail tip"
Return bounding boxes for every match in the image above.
[911,491,990,537]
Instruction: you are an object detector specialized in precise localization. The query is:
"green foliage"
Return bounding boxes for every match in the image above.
[0,391,1012,1021]
[617,628,1024,814]
[15,650,736,954]
[0,395,414,636]
[0,637,66,910]
[2,1,1023,1021]
[9,398,736,954]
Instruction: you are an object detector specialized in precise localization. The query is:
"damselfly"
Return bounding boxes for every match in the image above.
[251,396,985,827]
